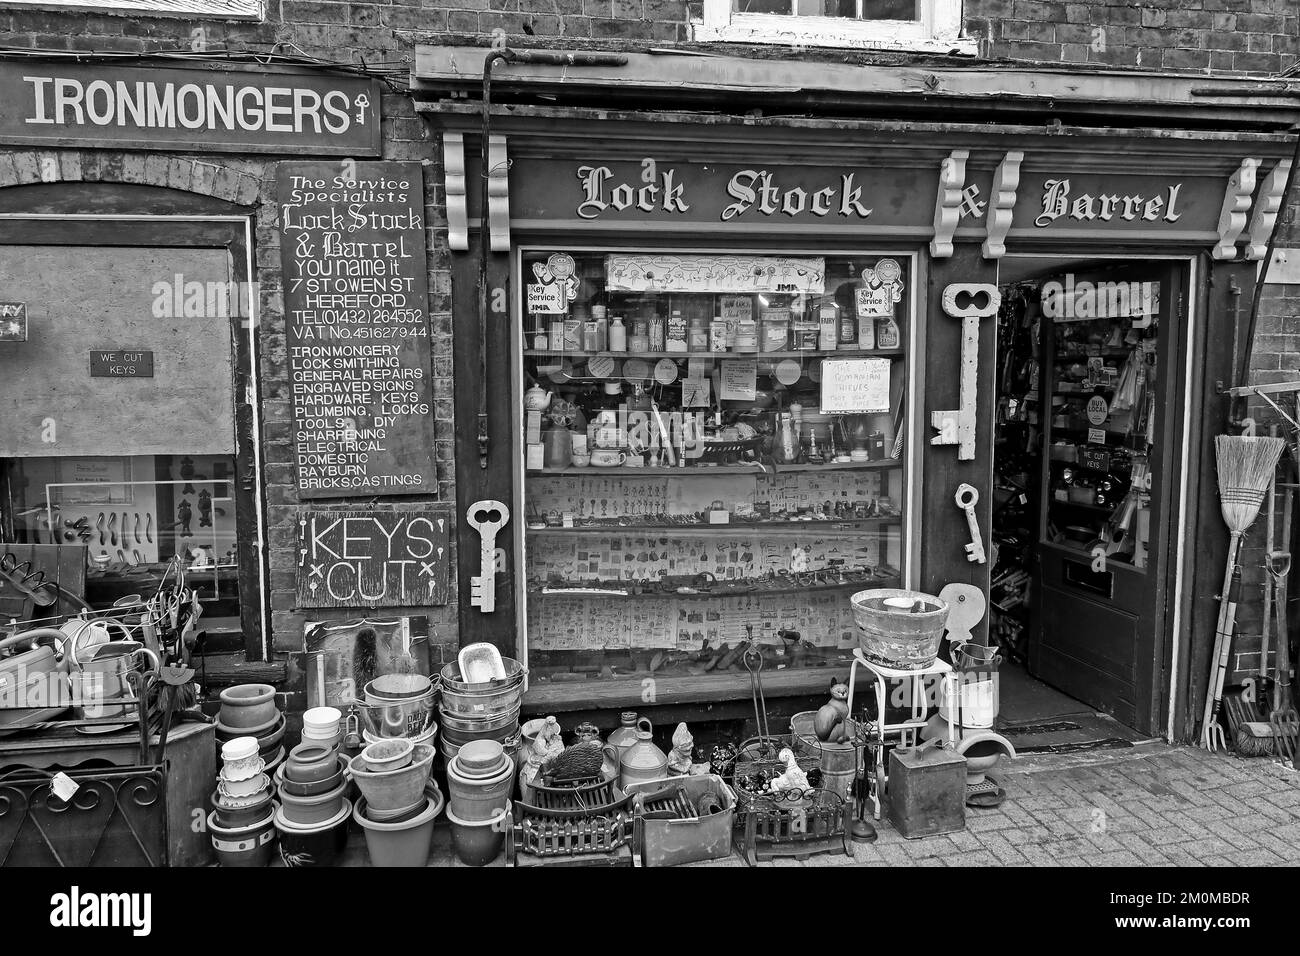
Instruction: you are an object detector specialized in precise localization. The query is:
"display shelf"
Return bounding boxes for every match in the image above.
[1052,349,1133,363]
[524,348,905,360]
[524,662,865,711]
[533,573,899,600]
[526,516,901,535]
[528,459,901,477]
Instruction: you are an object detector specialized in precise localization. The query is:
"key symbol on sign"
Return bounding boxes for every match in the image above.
[354,93,370,124]
[467,500,509,613]
[931,283,1001,460]
[955,483,987,564]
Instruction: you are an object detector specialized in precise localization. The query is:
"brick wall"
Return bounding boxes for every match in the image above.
[967,0,1300,74]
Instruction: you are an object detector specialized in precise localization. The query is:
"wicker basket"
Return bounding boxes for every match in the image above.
[728,735,822,807]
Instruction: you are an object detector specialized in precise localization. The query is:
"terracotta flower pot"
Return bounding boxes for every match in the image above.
[348,743,435,812]
[218,684,278,730]
[275,756,348,798]
[284,743,339,784]
[277,777,347,826]
[353,781,444,867]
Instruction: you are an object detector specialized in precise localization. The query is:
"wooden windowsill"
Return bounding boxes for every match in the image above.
[523,663,853,713]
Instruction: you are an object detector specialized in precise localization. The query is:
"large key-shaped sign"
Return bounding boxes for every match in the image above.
[931,283,1002,461]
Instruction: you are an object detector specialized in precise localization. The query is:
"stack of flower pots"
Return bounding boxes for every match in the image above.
[438,657,526,773]
[216,683,286,779]
[208,736,277,867]
[273,739,352,867]
[445,739,514,866]
[350,738,444,866]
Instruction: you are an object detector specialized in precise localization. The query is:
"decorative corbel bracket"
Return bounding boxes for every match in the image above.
[931,149,969,258]
[1212,157,1259,260]
[981,151,1023,260]
[487,134,511,253]
[1245,158,1292,261]
[443,132,468,252]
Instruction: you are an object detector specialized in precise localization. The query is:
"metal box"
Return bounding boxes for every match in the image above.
[886,743,966,839]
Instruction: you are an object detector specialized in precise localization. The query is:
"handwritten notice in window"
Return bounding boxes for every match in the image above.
[719,358,757,401]
[819,358,891,414]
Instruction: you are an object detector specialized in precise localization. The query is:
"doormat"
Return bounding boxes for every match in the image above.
[997,720,1083,735]
[1011,737,1134,756]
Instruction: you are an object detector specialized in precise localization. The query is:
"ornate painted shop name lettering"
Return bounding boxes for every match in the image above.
[575,166,873,221]
[1035,179,1183,227]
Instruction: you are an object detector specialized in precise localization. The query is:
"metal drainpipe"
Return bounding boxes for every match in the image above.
[476,48,629,468]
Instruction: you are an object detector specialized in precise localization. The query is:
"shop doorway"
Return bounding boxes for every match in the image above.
[990,255,1191,742]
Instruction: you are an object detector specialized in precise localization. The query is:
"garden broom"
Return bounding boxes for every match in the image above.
[1202,434,1287,751]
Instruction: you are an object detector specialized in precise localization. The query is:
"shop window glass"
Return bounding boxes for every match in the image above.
[519,250,912,696]
[694,0,972,52]
[4,454,241,612]
[734,0,919,20]
[0,242,246,627]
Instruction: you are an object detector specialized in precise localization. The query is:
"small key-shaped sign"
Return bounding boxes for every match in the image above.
[467,499,509,613]
[955,483,987,564]
[931,283,1002,461]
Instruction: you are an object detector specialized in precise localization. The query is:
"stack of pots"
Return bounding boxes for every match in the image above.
[273,739,352,867]
[445,740,514,867]
[351,738,444,867]
[216,684,287,778]
[438,657,526,772]
[208,736,277,866]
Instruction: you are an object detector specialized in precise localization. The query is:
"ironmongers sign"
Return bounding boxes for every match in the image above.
[0,60,382,156]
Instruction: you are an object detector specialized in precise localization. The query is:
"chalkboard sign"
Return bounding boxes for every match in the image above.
[277,161,436,498]
[819,357,891,414]
[296,510,450,608]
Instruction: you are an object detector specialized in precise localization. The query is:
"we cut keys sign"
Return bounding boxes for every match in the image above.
[296,511,449,608]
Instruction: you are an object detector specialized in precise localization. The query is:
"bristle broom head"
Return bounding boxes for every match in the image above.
[1216,435,1287,532]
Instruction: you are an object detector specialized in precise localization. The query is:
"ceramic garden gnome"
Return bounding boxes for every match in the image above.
[667,722,693,776]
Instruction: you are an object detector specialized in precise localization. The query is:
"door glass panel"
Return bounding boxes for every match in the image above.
[1037,268,1162,571]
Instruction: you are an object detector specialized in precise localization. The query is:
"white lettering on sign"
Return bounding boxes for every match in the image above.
[23,76,356,135]
[1034,179,1183,227]
[722,170,872,221]
[576,165,689,219]
[1041,274,1160,322]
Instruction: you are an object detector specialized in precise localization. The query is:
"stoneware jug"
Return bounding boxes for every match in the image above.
[607,711,640,760]
[618,717,668,789]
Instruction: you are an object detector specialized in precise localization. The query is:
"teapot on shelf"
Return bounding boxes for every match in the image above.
[524,383,553,412]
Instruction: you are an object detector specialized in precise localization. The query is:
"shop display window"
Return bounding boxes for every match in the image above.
[518,249,914,694]
[3,454,242,613]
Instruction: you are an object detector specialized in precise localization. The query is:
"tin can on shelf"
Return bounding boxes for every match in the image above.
[648,316,666,351]
[733,317,758,352]
[792,319,820,351]
[710,317,729,351]
[760,309,791,352]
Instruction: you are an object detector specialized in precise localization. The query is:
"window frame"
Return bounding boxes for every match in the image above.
[692,0,977,55]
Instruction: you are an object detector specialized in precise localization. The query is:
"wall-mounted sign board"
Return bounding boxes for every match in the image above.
[90,349,153,378]
[820,357,891,414]
[0,61,382,156]
[296,511,450,608]
[0,303,27,342]
[277,161,437,499]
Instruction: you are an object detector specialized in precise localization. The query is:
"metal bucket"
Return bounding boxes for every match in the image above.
[790,711,858,800]
[439,657,526,718]
[850,588,949,670]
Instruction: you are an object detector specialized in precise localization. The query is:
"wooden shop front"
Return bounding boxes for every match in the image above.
[414,46,1300,740]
